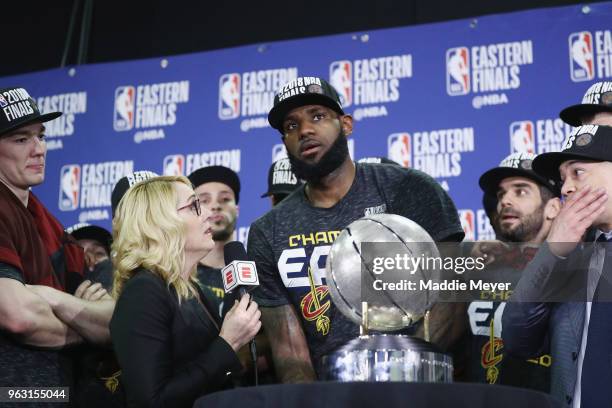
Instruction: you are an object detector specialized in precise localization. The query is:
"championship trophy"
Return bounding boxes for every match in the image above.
[322,214,453,382]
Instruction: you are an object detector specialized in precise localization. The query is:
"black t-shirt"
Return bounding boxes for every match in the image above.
[465,263,551,391]
[196,264,226,318]
[248,162,464,375]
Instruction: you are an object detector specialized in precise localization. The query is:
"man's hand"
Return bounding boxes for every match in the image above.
[27,282,114,345]
[2,279,83,348]
[547,186,607,257]
[74,280,110,301]
[219,294,262,352]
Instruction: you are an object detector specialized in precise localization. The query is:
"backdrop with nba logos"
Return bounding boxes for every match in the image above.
[1,3,611,242]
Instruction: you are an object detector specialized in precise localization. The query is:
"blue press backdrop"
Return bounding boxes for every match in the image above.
[1,3,611,242]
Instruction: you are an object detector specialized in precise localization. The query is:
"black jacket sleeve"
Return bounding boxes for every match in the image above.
[110,275,242,408]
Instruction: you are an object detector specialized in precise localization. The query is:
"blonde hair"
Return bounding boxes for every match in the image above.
[111,175,200,302]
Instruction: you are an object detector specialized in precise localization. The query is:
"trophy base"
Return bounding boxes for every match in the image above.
[322,335,453,383]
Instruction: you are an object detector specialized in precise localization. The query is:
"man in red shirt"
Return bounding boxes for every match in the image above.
[0,86,114,392]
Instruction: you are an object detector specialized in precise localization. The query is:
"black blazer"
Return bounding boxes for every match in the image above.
[110,268,241,408]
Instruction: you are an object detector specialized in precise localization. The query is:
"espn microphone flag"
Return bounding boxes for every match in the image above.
[222,241,259,293]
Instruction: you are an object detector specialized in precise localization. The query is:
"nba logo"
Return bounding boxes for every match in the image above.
[58,165,81,211]
[0,94,7,108]
[387,133,411,168]
[569,32,595,82]
[446,47,470,96]
[509,121,536,154]
[163,154,185,176]
[218,73,241,120]
[113,86,135,131]
[458,209,476,241]
[329,60,352,107]
[272,144,287,162]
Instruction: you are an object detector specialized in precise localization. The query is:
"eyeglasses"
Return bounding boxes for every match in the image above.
[177,198,201,216]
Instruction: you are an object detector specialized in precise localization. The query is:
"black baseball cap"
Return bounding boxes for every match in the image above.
[111,171,159,216]
[188,166,241,203]
[66,223,112,255]
[559,81,612,126]
[261,158,302,198]
[268,76,344,132]
[0,87,61,137]
[479,152,559,197]
[533,125,612,181]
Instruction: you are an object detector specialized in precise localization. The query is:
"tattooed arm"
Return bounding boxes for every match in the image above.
[261,304,316,383]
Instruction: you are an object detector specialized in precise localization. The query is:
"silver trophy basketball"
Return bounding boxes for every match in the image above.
[322,214,453,383]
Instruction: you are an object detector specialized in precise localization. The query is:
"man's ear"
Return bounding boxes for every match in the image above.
[235,204,240,217]
[544,197,561,220]
[340,114,353,136]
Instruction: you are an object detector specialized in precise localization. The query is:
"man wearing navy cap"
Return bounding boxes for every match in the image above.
[0,87,114,391]
[248,76,464,382]
[504,125,612,407]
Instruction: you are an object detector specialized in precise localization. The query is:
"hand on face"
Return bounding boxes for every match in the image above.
[547,185,607,256]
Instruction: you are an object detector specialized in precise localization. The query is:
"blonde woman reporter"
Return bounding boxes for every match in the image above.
[110,176,261,407]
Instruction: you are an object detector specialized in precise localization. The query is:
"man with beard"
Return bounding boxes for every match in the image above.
[188,166,240,306]
[188,166,278,384]
[247,76,465,382]
[465,152,560,389]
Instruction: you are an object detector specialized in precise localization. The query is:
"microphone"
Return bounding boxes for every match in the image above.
[221,241,260,385]
[222,241,259,295]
